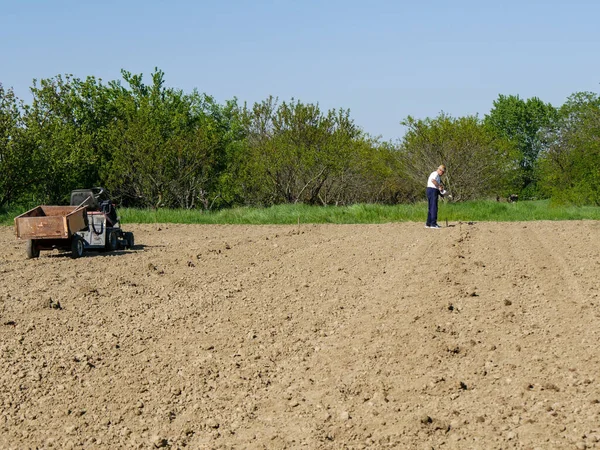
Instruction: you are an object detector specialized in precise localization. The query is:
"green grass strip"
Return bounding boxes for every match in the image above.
[2,200,599,227]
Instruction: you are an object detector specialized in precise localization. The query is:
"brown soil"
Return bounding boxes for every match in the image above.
[1,221,600,449]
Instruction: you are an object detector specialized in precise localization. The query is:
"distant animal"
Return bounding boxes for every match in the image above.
[496,194,519,203]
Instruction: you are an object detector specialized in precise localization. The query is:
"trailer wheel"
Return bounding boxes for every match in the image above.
[26,240,40,259]
[124,232,135,249]
[71,236,85,259]
[106,230,118,251]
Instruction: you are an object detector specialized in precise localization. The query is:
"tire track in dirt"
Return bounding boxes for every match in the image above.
[425,222,600,449]
[438,223,554,446]
[390,222,514,448]
[289,224,465,447]
[495,223,600,448]
[218,223,441,446]
[114,224,423,447]
[358,221,600,449]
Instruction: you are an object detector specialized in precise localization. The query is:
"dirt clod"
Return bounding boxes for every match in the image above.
[420,415,433,425]
[152,436,168,448]
[48,298,62,310]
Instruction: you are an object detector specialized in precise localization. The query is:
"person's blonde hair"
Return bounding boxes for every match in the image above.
[438,165,446,172]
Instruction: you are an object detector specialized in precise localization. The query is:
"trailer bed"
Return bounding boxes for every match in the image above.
[14,206,87,240]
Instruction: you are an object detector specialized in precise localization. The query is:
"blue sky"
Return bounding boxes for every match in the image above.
[1,0,599,140]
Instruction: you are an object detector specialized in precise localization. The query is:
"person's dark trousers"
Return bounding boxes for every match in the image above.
[426,187,439,226]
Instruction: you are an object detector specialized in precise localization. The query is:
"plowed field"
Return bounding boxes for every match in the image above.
[1,221,600,449]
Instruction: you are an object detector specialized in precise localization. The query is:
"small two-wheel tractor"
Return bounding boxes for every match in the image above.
[15,187,135,259]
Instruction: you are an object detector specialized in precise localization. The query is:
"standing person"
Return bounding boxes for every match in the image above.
[426,165,446,229]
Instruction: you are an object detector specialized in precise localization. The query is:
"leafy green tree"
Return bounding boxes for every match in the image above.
[104,69,226,209]
[297,133,412,206]
[0,84,33,208]
[236,97,374,206]
[484,94,558,196]
[400,113,517,201]
[537,92,600,205]
[23,74,114,203]
[368,140,418,203]
[197,97,248,209]
[15,66,598,211]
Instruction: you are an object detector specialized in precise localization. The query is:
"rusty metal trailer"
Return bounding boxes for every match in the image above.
[14,205,88,258]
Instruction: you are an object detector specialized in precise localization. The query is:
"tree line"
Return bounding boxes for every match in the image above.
[1,68,599,210]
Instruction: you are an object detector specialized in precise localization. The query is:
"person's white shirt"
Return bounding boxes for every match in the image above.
[427,171,441,189]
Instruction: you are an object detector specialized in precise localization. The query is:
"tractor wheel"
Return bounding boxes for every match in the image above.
[26,240,40,259]
[106,230,118,251]
[125,232,135,249]
[71,236,85,259]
